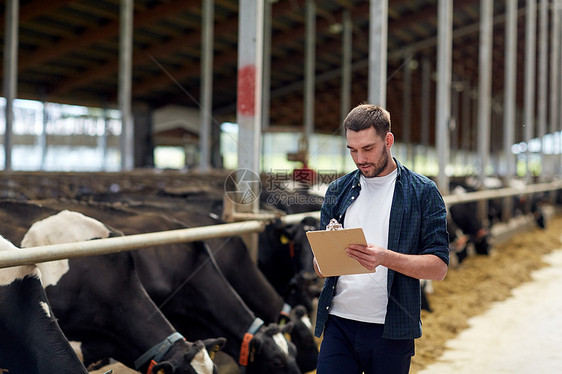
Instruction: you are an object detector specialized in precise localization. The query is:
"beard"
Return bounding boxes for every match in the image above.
[356,147,389,178]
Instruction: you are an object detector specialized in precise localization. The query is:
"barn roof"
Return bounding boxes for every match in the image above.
[0,0,557,151]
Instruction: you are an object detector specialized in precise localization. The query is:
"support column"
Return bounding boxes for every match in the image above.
[503,0,517,179]
[402,51,413,166]
[559,1,562,174]
[461,82,471,168]
[477,0,493,185]
[40,94,48,171]
[341,9,352,171]
[237,0,264,177]
[3,0,19,170]
[236,0,265,262]
[420,56,431,172]
[524,0,537,180]
[477,0,493,226]
[502,0,518,221]
[550,0,560,173]
[537,0,548,180]
[101,106,110,171]
[261,0,272,131]
[199,0,214,172]
[368,0,388,107]
[436,0,453,194]
[303,0,316,155]
[119,0,134,170]
[451,83,459,159]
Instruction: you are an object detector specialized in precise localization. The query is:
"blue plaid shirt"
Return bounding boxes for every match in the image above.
[315,159,449,340]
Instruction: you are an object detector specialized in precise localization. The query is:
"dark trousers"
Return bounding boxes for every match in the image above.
[317,315,414,374]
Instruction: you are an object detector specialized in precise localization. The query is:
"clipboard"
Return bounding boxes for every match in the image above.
[306,228,372,276]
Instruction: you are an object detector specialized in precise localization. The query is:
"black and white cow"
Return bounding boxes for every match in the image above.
[64,190,319,372]
[107,200,320,373]
[0,201,224,374]
[0,234,90,374]
[199,224,319,373]
[448,184,493,256]
[76,181,323,315]
[24,200,303,374]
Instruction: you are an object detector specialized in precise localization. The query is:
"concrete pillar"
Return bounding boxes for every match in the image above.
[40,97,48,170]
[119,0,134,170]
[503,0,518,179]
[436,0,453,194]
[3,0,19,170]
[304,0,316,151]
[237,0,264,177]
[537,0,548,180]
[341,9,352,171]
[261,0,272,131]
[524,0,537,180]
[368,0,388,107]
[549,0,560,173]
[199,0,214,172]
[236,0,265,262]
[502,0,518,221]
[420,56,431,171]
[402,51,413,166]
[477,0,493,184]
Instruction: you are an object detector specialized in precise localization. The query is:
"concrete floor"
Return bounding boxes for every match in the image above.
[417,247,562,374]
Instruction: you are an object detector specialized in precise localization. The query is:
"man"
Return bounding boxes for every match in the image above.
[313,104,449,373]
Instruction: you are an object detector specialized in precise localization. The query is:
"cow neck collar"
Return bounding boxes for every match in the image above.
[134,332,185,373]
[279,303,292,325]
[239,317,264,370]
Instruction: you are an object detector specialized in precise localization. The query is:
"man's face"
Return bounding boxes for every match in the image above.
[346,127,393,178]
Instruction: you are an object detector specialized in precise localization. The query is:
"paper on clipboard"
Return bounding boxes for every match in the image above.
[306,228,372,277]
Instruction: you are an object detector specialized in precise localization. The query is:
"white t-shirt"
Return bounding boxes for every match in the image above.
[329,169,397,324]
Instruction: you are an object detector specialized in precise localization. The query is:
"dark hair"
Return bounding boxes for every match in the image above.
[343,104,391,139]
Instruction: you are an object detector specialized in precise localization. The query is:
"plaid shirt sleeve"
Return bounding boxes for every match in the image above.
[383,164,449,339]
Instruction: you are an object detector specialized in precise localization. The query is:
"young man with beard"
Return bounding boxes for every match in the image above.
[313,104,449,373]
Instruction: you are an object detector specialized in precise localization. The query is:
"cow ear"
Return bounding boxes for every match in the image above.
[150,362,173,374]
[281,321,295,335]
[204,337,227,359]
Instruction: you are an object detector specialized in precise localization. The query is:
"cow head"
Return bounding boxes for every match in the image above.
[472,229,492,255]
[243,324,300,374]
[284,216,319,275]
[287,305,318,373]
[19,209,227,374]
[260,216,321,313]
[148,337,226,374]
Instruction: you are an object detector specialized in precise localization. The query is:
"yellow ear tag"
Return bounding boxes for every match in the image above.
[280,234,290,244]
[209,344,220,360]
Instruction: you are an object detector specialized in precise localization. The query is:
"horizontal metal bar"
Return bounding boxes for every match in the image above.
[0,180,560,269]
[443,180,562,206]
[281,211,320,225]
[0,220,265,269]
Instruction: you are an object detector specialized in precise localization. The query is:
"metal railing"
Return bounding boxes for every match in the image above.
[0,211,318,269]
[1,181,561,269]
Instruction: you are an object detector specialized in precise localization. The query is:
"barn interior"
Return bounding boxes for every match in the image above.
[2,2,562,374]
[1,0,561,191]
